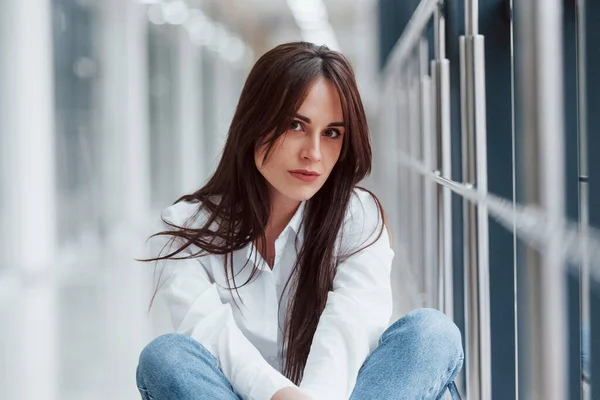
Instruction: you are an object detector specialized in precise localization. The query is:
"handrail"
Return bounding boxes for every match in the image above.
[382,0,441,82]
[378,1,580,399]
[396,154,600,276]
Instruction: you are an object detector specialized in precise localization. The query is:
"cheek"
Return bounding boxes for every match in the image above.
[324,142,343,170]
[255,144,284,177]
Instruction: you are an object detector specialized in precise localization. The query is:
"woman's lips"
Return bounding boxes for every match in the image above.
[289,170,320,182]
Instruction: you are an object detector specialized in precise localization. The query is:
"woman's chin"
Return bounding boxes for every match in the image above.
[283,187,319,202]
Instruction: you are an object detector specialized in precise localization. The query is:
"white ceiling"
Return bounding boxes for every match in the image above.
[214,0,376,54]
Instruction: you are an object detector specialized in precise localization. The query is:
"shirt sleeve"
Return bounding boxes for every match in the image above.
[151,203,297,400]
[298,190,395,400]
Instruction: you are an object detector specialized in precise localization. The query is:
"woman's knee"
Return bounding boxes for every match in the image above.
[137,333,215,383]
[383,308,464,364]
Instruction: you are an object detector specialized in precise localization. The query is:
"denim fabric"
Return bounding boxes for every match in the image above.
[136,308,464,400]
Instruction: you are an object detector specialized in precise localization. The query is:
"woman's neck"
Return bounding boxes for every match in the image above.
[266,193,301,240]
[255,191,300,268]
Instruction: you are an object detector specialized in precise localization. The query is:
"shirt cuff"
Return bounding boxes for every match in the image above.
[245,364,297,400]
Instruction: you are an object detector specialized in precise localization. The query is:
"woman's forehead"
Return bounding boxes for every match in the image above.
[295,78,344,123]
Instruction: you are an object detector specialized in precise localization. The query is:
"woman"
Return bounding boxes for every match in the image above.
[136,42,463,400]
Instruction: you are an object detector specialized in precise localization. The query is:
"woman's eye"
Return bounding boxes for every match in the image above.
[323,129,341,139]
[289,121,303,131]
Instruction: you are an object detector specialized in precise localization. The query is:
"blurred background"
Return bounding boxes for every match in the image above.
[0,0,598,399]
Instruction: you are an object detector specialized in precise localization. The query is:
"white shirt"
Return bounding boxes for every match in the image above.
[151,188,394,400]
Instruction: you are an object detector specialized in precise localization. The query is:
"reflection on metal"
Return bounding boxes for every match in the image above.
[434,5,446,60]
[382,0,440,83]
[398,153,600,277]
[439,60,453,317]
[398,72,411,284]
[378,0,593,398]
[432,5,453,319]
[516,0,568,399]
[460,0,491,395]
[465,0,479,36]
[408,53,424,302]
[421,39,437,309]
[381,0,458,319]
[508,1,519,396]
[379,0,452,314]
[576,0,591,397]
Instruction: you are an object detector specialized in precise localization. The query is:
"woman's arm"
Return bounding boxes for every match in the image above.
[152,203,298,400]
[298,191,395,400]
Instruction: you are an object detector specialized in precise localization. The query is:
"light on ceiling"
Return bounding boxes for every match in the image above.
[147,4,165,25]
[187,19,216,46]
[221,36,246,63]
[163,1,189,25]
[286,0,340,51]
[286,0,327,24]
[145,3,251,64]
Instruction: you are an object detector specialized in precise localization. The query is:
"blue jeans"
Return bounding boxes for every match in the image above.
[137,308,464,399]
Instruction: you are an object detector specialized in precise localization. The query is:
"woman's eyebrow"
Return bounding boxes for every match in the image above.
[295,113,345,127]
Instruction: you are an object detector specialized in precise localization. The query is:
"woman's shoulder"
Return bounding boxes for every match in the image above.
[346,187,383,224]
[341,187,385,244]
[160,199,211,229]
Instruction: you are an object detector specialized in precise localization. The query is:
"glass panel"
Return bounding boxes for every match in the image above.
[148,23,179,209]
[52,0,101,245]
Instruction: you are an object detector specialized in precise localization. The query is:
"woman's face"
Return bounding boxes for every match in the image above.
[255,77,345,206]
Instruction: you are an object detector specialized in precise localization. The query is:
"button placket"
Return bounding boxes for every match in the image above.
[272,229,288,268]
[260,269,279,345]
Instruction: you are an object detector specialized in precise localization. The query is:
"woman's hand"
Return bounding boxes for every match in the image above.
[270,386,314,400]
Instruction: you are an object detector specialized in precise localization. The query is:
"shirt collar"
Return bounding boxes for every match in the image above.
[285,200,306,236]
[242,201,306,264]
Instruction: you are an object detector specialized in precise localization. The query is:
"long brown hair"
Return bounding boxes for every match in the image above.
[142,41,385,384]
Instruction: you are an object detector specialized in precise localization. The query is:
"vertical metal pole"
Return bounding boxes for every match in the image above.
[461,36,481,399]
[386,71,405,315]
[386,76,398,250]
[396,67,422,308]
[516,0,568,399]
[440,58,453,317]
[392,75,402,254]
[575,0,591,397]
[398,69,411,282]
[508,2,521,397]
[420,38,437,308]
[465,0,479,36]
[460,0,491,398]
[473,33,491,400]
[405,61,414,294]
[393,75,402,259]
[433,5,454,318]
[431,54,442,308]
[408,52,424,302]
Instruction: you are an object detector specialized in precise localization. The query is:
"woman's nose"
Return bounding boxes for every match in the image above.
[300,135,322,162]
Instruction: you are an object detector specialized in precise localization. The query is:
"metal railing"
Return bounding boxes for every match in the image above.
[516,1,568,398]
[379,1,491,397]
[375,0,586,398]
